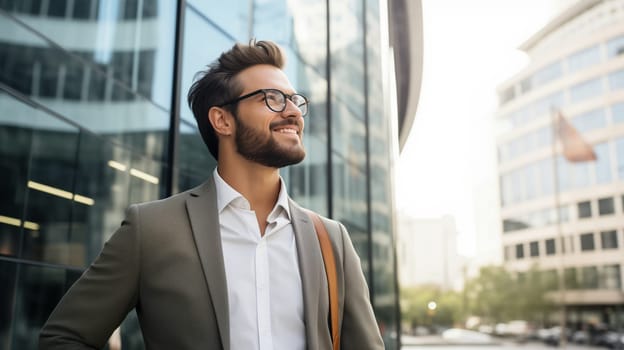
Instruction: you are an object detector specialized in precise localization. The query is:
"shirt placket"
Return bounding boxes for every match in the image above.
[255,237,273,350]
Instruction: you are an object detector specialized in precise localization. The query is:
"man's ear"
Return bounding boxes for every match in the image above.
[208,106,234,136]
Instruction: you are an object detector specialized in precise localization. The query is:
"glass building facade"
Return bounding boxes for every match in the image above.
[0,0,419,348]
[496,0,624,329]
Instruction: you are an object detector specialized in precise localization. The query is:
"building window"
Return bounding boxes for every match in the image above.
[545,238,556,255]
[581,266,599,289]
[516,244,524,259]
[565,267,579,289]
[580,233,595,251]
[601,230,618,249]
[530,241,539,257]
[613,102,624,124]
[610,69,624,91]
[570,77,603,102]
[608,34,624,58]
[567,45,601,73]
[601,265,622,289]
[598,197,615,215]
[577,201,591,218]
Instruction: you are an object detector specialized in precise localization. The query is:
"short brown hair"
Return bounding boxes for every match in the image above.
[187,40,286,160]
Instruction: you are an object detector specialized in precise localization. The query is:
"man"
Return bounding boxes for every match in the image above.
[40,40,383,350]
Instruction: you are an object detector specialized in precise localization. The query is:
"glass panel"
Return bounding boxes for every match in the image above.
[545,238,556,255]
[610,69,624,91]
[367,0,399,343]
[594,142,612,184]
[516,244,524,259]
[0,260,17,349]
[601,265,621,289]
[1,0,177,108]
[533,61,562,84]
[564,267,579,289]
[179,7,235,125]
[581,266,599,289]
[613,102,624,124]
[569,78,602,103]
[578,201,591,218]
[571,108,606,132]
[187,0,250,42]
[12,264,81,349]
[530,241,539,257]
[0,12,171,162]
[616,137,624,180]
[175,121,216,192]
[580,233,595,251]
[567,45,600,73]
[600,230,618,249]
[607,34,624,58]
[598,197,614,215]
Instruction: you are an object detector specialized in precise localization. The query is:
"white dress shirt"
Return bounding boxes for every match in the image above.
[213,169,306,350]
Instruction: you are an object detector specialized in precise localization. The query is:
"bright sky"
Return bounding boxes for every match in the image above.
[396,0,559,257]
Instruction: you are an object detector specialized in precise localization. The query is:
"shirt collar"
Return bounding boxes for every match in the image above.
[213,168,291,220]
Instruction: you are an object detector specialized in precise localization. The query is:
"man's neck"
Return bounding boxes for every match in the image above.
[216,160,281,213]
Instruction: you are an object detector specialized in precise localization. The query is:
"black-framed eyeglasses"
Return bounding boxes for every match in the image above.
[218,88,309,117]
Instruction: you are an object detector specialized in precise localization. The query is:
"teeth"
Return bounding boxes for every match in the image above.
[276,128,297,134]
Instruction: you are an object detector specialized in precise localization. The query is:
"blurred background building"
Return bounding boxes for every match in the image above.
[397,214,465,291]
[496,0,624,329]
[0,0,422,349]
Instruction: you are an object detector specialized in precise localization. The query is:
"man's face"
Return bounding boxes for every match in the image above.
[231,64,306,168]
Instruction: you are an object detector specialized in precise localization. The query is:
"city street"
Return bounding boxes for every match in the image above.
[401,335,606,350]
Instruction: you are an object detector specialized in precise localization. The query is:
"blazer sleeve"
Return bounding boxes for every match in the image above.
[338,223,385,350]
[39,205,141,350]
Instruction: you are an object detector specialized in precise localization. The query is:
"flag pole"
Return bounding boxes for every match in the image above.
[550,107,567,347]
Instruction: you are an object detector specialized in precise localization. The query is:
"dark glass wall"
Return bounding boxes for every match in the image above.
[0,0,401,348]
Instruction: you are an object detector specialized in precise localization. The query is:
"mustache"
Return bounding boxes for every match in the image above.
[269,119,302,130]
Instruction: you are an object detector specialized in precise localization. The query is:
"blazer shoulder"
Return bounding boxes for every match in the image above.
[133,180,212,212]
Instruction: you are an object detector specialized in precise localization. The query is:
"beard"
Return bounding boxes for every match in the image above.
[233,113,306,168]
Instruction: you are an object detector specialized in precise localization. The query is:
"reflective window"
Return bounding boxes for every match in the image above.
[187,1,250,42]
[612,102,624,124]
[0,260,17,349]
[601,265,622,289]
[538,157,554,196]
[571,108,606,132]
[581,266,599,289]
[578,200,592,218]
[608,35,624,58]
[11,264,81,349]
[569,78,603,103]
[565,267,579,289]
[594,142,612,184]
[533,61,562,85]
[545,238,556,255]
[580,232,595,251]
[529,241,539,257]
[601,230,618,249]
[598,197,615,215]
[516,244,524,259]
[567,45,600,73]
[610,69,624,91]
[616,137,624,180]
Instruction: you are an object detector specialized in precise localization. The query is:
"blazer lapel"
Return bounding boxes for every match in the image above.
[186,178,229,350]
[289,200,324,349]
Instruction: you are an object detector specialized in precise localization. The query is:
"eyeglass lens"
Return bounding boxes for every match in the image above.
[265,90,308,116]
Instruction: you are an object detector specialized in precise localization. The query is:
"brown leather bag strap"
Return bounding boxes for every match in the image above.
[307,212,340,350]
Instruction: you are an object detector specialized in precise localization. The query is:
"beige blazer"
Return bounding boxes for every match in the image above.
[39,177,384,350]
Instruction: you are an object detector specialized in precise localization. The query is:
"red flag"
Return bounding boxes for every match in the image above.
[556,111,597,162]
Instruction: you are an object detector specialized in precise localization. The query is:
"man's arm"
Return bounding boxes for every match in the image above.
[338,223,385,350]
[39,205,141,349]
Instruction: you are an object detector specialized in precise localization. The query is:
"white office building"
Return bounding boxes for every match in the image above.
[495,0,624,328]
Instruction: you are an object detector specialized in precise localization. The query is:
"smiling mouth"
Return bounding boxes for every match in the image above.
[274,127,299,135]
